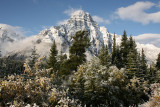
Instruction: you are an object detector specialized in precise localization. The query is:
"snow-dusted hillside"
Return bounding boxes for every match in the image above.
[1,10,160,63]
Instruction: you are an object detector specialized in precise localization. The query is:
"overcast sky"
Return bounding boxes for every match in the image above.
[0,0,160,47]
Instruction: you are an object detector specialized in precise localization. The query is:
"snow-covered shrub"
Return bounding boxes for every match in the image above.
[142,83,160,107]
[0,57,81,107]
[69,58,148,106]
[69,58,122,106]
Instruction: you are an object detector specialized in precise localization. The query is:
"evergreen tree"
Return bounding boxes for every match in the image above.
[126,36,139,79]
[58,52,67,64]
[99,43,111,67]
[148,63,157,84]
[112,33,116,65]
[0,50,1,57]
[68,30,90,71]
[47,41,58,72]
[156,53,160,70]
[57,52,68,76]
[114,46,122,69]
[139,49,147,80]
[120,30,129,68]
[29,46,38,69]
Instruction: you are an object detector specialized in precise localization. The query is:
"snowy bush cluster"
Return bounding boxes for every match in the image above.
[69,58,148,106]
[0,57,149,107]
[140,83,160,107]
[0,57,81,107]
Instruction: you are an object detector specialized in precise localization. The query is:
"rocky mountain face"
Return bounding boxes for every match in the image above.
[1,10,160,63]
[35,10,112,56]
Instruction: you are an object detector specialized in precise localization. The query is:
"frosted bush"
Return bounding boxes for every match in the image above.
[0,57,82,106]
[69,58,148,106]
[143,83,160,107]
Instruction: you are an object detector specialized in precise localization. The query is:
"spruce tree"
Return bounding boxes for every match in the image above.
[120,30,129,68]
[112,33,116,65]
[156,53,160,70]
[148,63,157,84]
[47,41,58,72]
[114,46,122,69]
[57,52,67,76]
[126,36,139,79]
[69,30,90,71]
[29,46,38,69]
[99,43,111,67]
[0,50,1,57]
[139,49,147,80]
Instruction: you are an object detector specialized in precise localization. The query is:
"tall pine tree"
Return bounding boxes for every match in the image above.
[29,46,38,69]
[112,33,116,65]
[148,63,157,84]
[69,30,90,71]
[156,53,160,70]
[139,48,147,81]
[126,36,139,79]
[120,30,129,68]
[99,43,111,67]
[47,40,58,72]
[114,46,123,69]
[59,30,91,76]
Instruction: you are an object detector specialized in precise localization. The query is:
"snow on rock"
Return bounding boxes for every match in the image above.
[100,26,112,52]
[136,43,160,63]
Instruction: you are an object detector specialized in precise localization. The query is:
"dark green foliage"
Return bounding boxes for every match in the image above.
[47,41,58,72]
[112,33,116,65]
[57,30,90,78]
[0,50,1,57]
[69,30,90,71]
[126,36,139,79]
[29,46,39,69]
[99,43,111,67]
[57,53,68,77]
[0,58,24,77]
[139,49,147,80]
[155,53,160,83]
[156,53,160,70]
[120,30,129,68]
[114,46,122,69]
[147,64,157,84]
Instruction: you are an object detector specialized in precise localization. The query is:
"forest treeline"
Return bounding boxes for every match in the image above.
[1,30,160,107]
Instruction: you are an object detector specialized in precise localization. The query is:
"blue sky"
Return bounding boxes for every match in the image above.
[0,0,160,46]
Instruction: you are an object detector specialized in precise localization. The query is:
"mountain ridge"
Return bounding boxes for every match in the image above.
[0,10,159,63]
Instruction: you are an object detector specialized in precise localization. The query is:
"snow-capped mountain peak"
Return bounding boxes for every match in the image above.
[70,10,89,18]
[1,10,160,63]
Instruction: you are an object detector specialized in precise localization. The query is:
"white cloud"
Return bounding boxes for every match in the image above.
[92,15,110,24]
[33,0,38,4]
[0,23,27,38]
[115,1,160,24]
[64,7,82,16]
[57,19,68,25]
[133,33,160,47]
